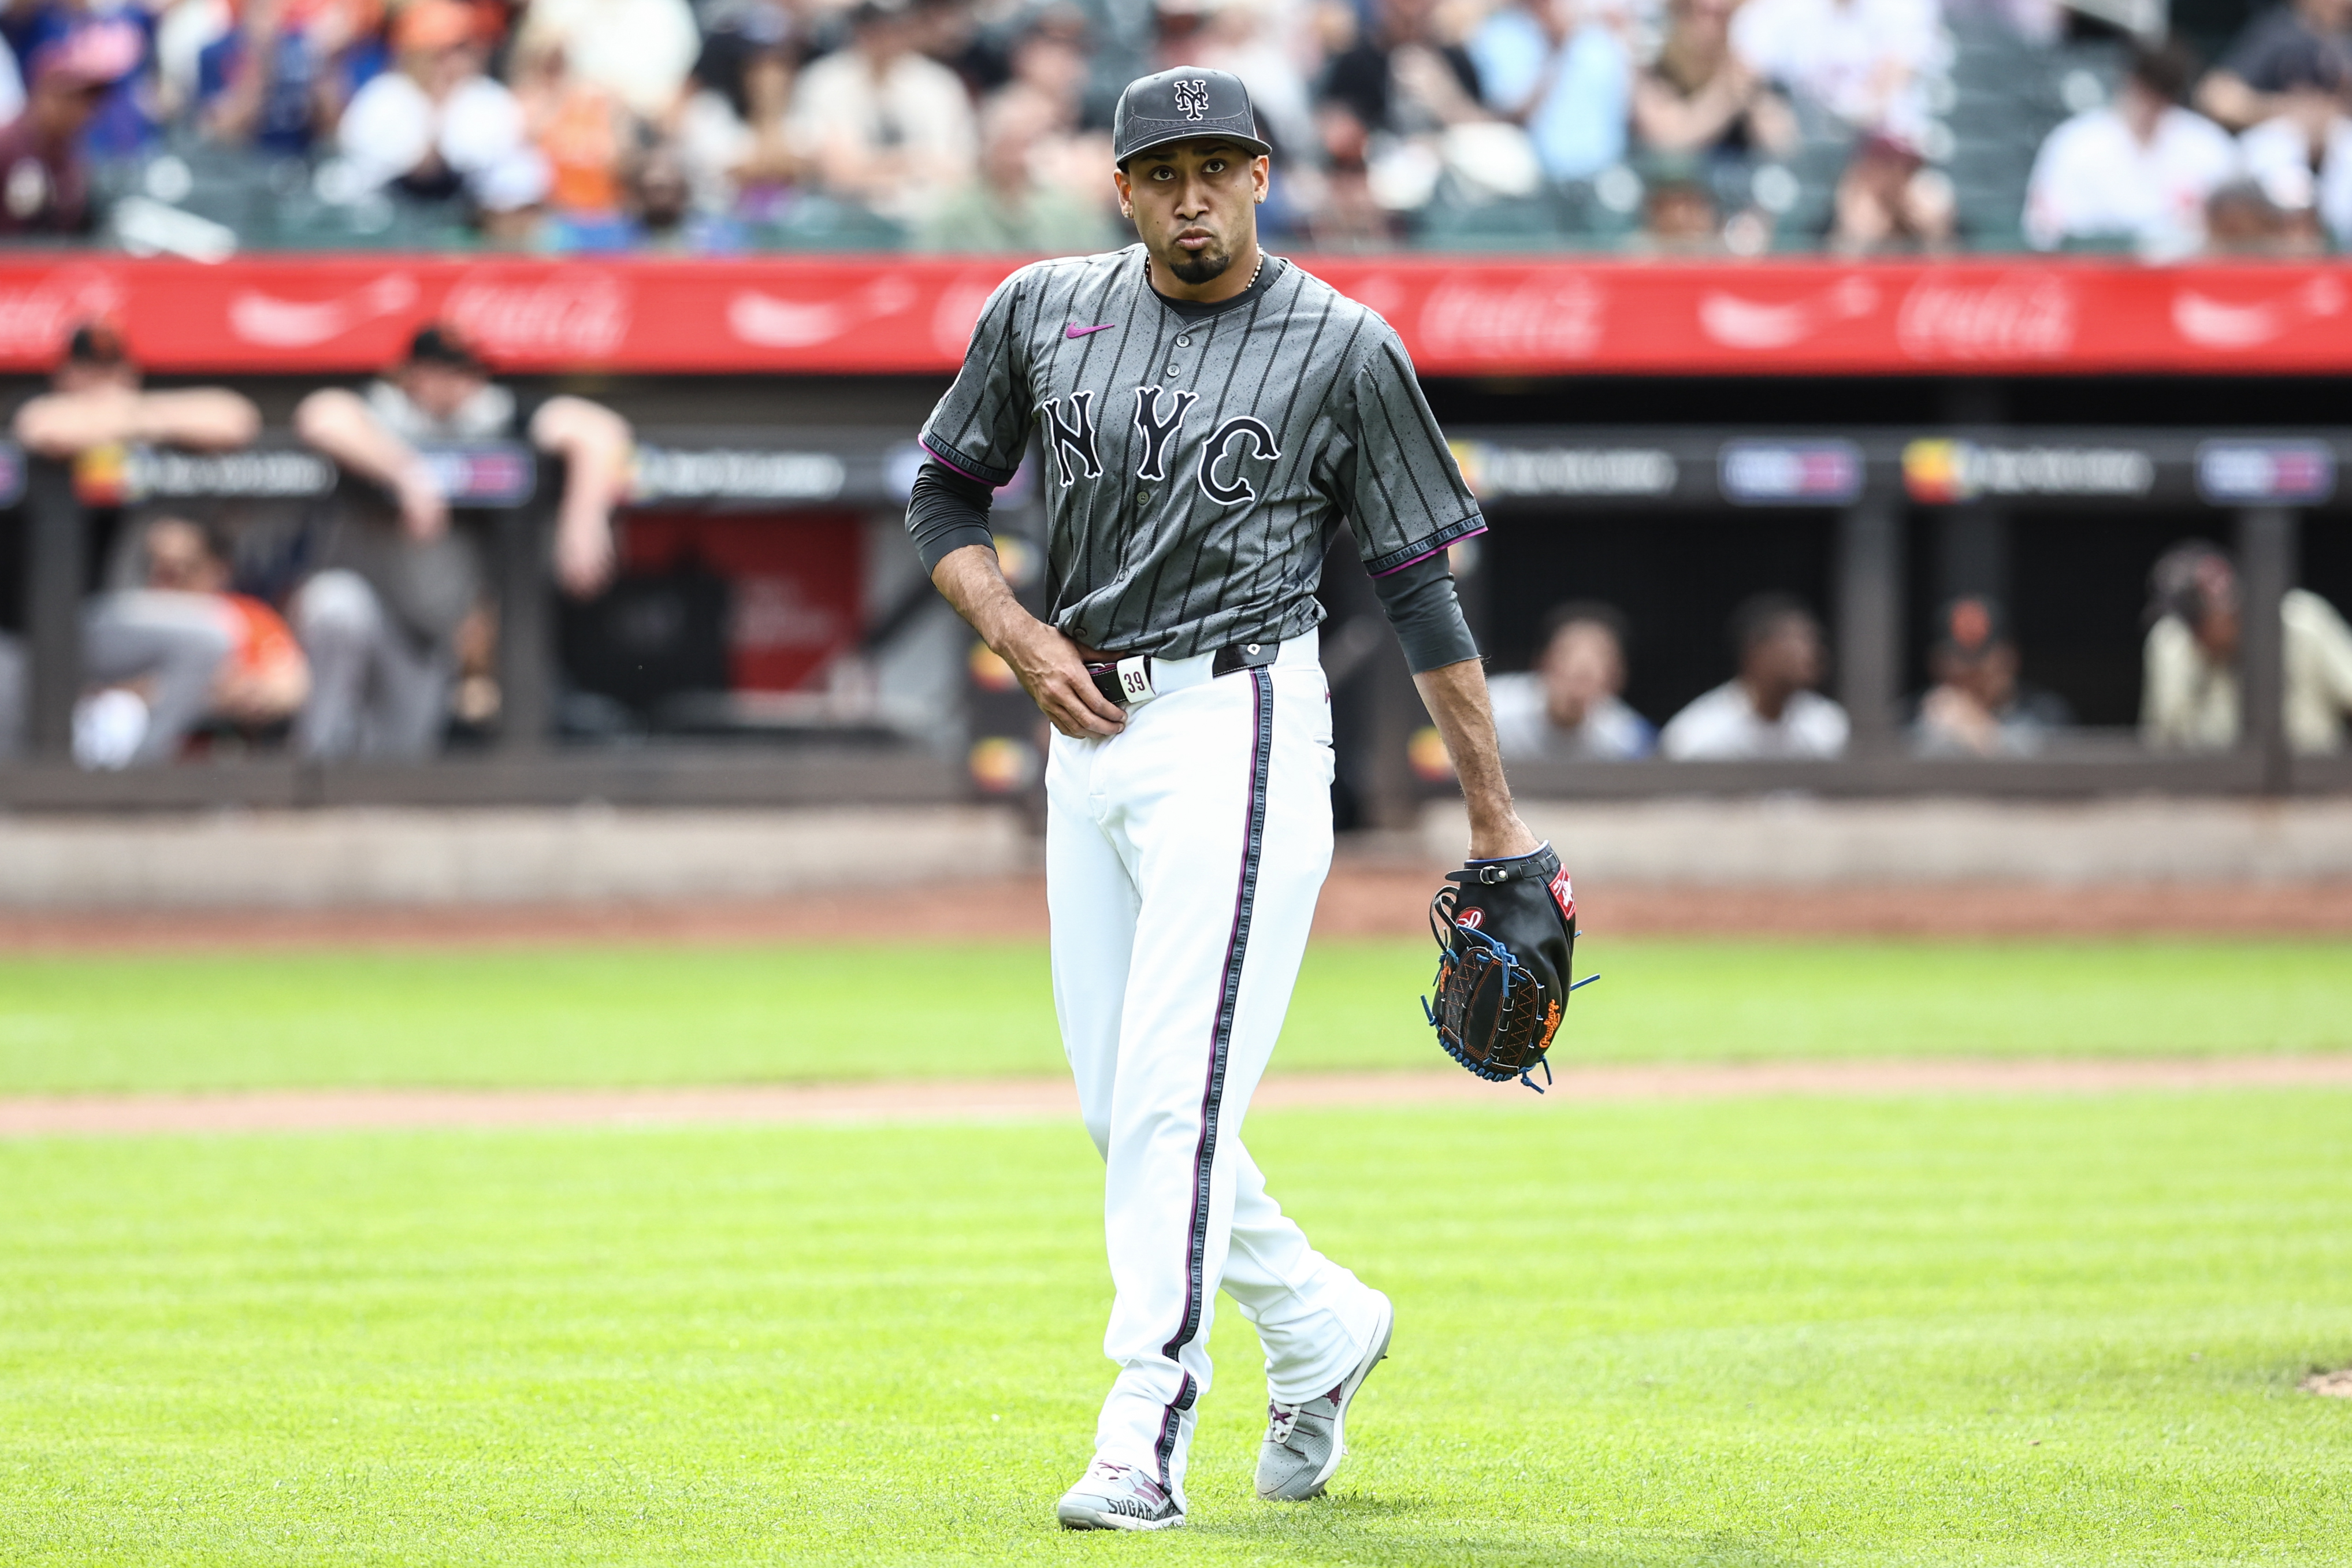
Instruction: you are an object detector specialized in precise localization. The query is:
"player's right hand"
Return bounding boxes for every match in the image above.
[1004,622,1126,739]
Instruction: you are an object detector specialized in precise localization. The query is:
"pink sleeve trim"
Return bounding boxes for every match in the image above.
[921,437,1000,488]
[1370,522,1487,578]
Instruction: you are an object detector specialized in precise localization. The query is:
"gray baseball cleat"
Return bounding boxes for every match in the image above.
[1056,1458,1186,1531]
[1255,1290,1394,1501]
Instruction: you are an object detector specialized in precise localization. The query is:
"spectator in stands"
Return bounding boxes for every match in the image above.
[0,26,142,235]
[1489,601,1655,761]
[198,0,388,154]
[335,0,549,225]
[991,9,1114,215]
[513,0,701,122]
[1629,152,1727,251]
[289,324,632,759]
[787,0,976,225]
[1660,593,1850,759]
[1320,0,1486,141]
[1305,97,1396,244]
[1826,136,1954,252]
[2238,100,2352,247]
[1732,0,1950,251]
[1468,0,1630,184]
[0,326,267,766]
[916,85,1118,252]
[1732,0,1942,150]
[2194,0,2352,132]
[1186,0,1318,168]
[512,35,635,249]
[2200,173,2324,254]
[629,140,722,250]
[2141,541,2352,755]
[672,38,799,223]
[2023,39,2234,259]
[1910,594,2070,757]
[1633,0,1796,162]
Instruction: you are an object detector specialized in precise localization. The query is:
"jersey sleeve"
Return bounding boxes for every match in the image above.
[1328,326,1487,577]
[917,273,1036,489]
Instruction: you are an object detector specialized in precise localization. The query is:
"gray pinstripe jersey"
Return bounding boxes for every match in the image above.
[919,246,1486,660]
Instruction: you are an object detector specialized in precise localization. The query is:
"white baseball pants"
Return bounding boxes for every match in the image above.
[1044,627,1387,1503]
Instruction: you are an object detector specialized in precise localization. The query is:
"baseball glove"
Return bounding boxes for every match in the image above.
[1421,842,1591,1092]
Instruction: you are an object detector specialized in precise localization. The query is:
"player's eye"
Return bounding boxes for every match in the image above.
[1205,159,1227,173]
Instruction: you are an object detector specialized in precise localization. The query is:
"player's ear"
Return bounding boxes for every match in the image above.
[1251,154,1269,204]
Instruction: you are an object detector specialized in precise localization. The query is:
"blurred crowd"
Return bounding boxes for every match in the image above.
[1,0,2351,252]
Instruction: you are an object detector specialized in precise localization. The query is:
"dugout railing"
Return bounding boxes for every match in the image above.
[3,423,2348,811]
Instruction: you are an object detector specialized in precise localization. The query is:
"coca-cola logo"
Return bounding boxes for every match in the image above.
[1897,273,2077,363]
[443,269,631,361]
[1418,272,1603,363]
[0,265,123,362]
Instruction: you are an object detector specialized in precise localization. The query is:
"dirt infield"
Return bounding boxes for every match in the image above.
[5,870,2352,952]
[6,1056,2351,1138]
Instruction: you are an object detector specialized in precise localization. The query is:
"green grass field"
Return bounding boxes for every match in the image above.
[3,1094,2350,1566]
[5,934,2350,1564]
[2,937,2349,1093]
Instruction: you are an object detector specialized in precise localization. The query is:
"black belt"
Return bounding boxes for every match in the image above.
[1086,638,1280,709]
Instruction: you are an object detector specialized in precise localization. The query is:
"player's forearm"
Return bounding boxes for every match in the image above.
[133,389,263,451]
[293,387,421,491]
[931,543,1125,738]
[9,387,257,457]
[931,543,1036,652]
[1413,657,1538,860]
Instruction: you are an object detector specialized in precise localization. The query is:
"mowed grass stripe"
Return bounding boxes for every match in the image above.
[2,937,2350,1094]
[2,1093,2349,1565]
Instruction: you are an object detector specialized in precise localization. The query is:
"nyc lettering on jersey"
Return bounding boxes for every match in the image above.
[1043,384,1283,508]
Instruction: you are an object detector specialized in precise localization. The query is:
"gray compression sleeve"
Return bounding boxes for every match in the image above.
[1370,553,1480,673]
[906,459,997,573]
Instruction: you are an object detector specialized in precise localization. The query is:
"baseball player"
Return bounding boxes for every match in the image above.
[906,66,1543,1530]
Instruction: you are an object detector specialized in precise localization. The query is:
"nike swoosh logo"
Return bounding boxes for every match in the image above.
[1066,322,1117,339]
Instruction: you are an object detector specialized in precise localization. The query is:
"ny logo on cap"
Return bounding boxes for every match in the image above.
[1173,78,1211,120]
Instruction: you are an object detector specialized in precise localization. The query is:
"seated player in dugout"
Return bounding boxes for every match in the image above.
[0,323,264,764]
[1910,594,2072,759]
[1659,592,1850,760]
[291,325,632,759]
[1488,600,1656,760]
[66,516,314,770]
[13,321,262,461]
[906,67,1557,1532]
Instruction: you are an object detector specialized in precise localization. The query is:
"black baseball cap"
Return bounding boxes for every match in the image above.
[1112,68,1270,165]
[64,320,129,368]
[405,323,487,374]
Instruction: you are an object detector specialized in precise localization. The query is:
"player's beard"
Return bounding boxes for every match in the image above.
[1164,243,1233,286]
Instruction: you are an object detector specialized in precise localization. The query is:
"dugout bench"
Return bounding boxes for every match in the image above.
[5,423,2349,812]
